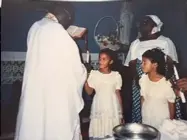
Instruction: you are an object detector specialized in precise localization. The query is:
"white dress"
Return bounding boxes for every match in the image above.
[87,70,123,138]
[139,74,176,129]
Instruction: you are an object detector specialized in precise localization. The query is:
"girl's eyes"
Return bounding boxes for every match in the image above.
[142,61,147,65]
[100,58,106,61]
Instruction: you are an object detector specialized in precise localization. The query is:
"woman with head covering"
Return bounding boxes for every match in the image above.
[15,2,86,140]
[124,15,179,123]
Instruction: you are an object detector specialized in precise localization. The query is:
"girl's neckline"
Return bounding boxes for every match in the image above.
[98,70,112,75]
[147,75,165,83]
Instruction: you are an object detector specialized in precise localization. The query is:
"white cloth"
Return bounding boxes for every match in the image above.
[73,118,83,140]
[87,70,122,138]
[124,35,178,66]
[139,74,176,129]
[119,2,133,45]
[15,18,87,140]
[146,15,163,34]
[159,119,187,140]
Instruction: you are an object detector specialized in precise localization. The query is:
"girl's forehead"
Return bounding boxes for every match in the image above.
[100,53,109,57]
[99,53,111,59]
[142,57,151,61]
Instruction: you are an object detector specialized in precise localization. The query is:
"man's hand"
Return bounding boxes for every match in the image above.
[177,78,187,94]
[84,63,92,73]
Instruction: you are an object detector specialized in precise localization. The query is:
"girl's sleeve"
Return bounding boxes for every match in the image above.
[165,82,176,103]
[116,72,122,90]
[87,70,95,88]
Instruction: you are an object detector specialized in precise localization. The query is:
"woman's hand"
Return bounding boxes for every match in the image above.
[177,78,187,94]
[168,102,175,120]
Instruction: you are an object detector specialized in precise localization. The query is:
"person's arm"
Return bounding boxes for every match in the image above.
[116,90,123,113]
[166,81,177,119]
[124,45,132,67]
[124,40,139,81]
[139,74,146,106]
[168,102,175,120]
[141,96,144,106]
[84,82,94,95]
[129,59,137,77]
[116,89,124,124]
[115,72,124,123]
[166,38,179,63]
[177,78,187,94]
[84,70,95,95]
[124,40,136,67]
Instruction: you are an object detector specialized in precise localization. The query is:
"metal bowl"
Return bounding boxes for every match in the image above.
[113,123,160,140]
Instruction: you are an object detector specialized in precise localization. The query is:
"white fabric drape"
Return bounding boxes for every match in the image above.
[15,18,87,140]
[119,2,133,45]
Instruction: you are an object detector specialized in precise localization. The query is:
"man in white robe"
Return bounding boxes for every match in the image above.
[15,3,87,140]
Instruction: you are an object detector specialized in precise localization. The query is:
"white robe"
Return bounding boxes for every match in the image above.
[124,35,179,66]
[15,18,87,140]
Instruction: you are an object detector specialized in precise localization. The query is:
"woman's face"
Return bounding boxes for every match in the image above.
[99,53,112,69]
[139,16,156,37]
[142,57,155,73]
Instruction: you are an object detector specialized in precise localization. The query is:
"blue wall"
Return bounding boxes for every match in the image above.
[2,2,122,53]
[2,1,187,68]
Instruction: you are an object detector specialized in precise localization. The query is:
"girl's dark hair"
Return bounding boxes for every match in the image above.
[142,48,174,80]
[99,48,121,71]
[99,48,113,60]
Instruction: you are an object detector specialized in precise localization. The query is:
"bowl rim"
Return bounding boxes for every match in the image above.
[113,123,159,138]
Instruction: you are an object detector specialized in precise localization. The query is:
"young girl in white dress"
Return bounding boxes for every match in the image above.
[84,49,123,139]
[140,48,176,129]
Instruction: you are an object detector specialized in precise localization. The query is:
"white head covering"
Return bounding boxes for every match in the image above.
[146,15,163,34]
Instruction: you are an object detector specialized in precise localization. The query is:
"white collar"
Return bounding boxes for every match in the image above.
[45,13,58,23]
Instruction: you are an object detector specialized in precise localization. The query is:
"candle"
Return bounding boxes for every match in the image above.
[86,50,90,63]
[173,66,179,79]
[173,66,186,103]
